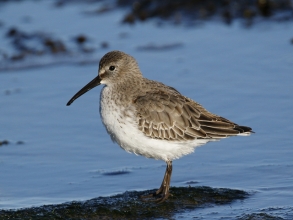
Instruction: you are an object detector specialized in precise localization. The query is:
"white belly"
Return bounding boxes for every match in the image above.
[100,86,212,162]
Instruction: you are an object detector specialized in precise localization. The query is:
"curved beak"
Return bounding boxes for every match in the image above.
[66,75,101,106]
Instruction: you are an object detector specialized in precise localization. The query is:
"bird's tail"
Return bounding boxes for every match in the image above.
[235,125,254,136]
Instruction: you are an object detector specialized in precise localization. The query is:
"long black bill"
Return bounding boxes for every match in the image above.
[66,75,101,106]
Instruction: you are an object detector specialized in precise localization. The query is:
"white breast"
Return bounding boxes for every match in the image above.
[99,86,213,162]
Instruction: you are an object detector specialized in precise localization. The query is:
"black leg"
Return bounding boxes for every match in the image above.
[141,160,173,203]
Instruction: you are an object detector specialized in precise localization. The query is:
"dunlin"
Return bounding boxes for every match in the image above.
[67,50,253,203]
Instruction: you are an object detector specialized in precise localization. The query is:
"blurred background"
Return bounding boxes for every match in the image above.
[0,0,293,219]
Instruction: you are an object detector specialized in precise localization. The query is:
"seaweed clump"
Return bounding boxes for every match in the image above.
[0,186,248,219]
[119,0,293,25]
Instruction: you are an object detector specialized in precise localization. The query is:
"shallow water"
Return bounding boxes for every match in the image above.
[0,1,292,219]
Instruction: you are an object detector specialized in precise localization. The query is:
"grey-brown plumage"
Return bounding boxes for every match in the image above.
[134,81,251,141]
[67,50,253,203]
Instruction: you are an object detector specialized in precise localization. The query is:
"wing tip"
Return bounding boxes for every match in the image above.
[235,125,254,135]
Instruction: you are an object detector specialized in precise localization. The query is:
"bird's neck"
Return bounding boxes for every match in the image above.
[106,76,144,103]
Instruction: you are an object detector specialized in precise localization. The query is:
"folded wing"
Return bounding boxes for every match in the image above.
[134,89,252,141]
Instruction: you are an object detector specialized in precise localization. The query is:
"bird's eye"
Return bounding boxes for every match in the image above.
[109,66,115,71]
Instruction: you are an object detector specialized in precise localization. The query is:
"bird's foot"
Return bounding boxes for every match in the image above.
[141,161,173,203]
[141,191,172,203]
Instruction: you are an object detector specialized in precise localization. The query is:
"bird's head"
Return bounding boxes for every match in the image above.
[66,50,141,106]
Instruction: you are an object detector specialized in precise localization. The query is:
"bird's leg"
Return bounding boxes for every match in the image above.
[155,160,172,203]
[141,161,173,203]
[155,160,172,195]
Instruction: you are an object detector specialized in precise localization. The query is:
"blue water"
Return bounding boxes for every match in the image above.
[0,1,292,219]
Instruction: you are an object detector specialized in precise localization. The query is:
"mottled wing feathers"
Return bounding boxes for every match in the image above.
[134,89,252,141]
